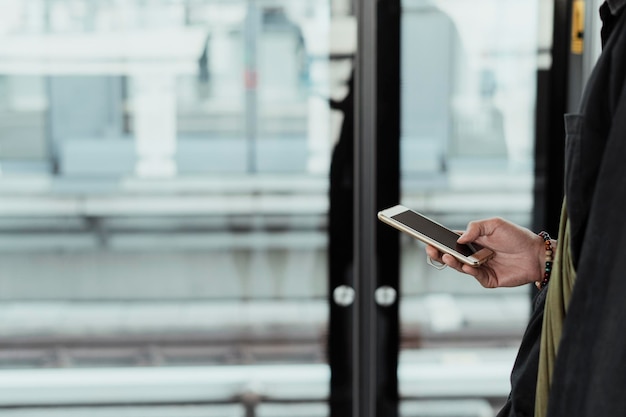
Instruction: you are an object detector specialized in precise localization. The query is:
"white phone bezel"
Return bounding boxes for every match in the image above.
[377,205,493,266]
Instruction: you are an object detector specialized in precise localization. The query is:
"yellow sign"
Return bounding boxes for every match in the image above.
[571,0,585,54]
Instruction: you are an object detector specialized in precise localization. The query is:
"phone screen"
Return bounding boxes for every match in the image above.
[391,210,481,257]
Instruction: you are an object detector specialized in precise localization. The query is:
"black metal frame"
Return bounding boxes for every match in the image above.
[353,0,379,414]
[533,0,573,237]
[328,0,400,416]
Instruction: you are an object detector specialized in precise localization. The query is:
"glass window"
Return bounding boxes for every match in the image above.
[399,0,542,412]
[0,0,340,414]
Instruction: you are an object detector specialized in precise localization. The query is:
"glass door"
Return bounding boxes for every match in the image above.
[398,0,546,415]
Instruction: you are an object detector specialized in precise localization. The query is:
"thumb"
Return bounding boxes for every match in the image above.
[457,220,486,244]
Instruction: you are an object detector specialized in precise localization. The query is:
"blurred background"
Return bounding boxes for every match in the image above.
[0,0,558,416]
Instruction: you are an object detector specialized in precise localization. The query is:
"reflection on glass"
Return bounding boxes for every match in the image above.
[402,0,538,176]
[400,0,538,295]
[0,0,340,415]
[400,0,541,413]
[0,0,545,413]
[0,1,334,178]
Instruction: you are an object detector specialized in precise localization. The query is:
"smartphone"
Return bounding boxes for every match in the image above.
[378,205,494,267]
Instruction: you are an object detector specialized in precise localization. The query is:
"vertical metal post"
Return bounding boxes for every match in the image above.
[533,0,571,237]
[244,0,259,173]
[329,0,399,415]
[353,0,378,416]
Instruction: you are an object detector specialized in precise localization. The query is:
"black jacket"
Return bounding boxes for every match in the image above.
[548,1,626,415]
[497,2,626,416]
[496,289,547,417]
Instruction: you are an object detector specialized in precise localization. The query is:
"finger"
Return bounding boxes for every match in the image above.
[459,264,490,287]
[441,253,466,273]
[425,245,443,261]
[460,263,482,277]
[463,264,499,288]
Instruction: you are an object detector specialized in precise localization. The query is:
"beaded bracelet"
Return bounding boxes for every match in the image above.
[537,231,553,289]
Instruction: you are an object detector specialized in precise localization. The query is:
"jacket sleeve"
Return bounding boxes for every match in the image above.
[496,289,547,417]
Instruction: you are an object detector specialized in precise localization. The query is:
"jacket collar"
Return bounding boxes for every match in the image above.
[607,0,626,15]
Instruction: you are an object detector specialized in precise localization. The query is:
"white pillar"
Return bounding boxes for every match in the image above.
[304,4,332,174]
[307,89,332,174]
[133,73,177,178]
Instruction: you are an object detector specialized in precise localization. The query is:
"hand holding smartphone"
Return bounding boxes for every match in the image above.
[378,205,494,267]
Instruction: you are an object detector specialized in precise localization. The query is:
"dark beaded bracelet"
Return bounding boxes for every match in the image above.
[537,231,553,289]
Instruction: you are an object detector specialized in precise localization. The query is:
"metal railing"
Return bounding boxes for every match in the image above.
[0,348,514,417]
